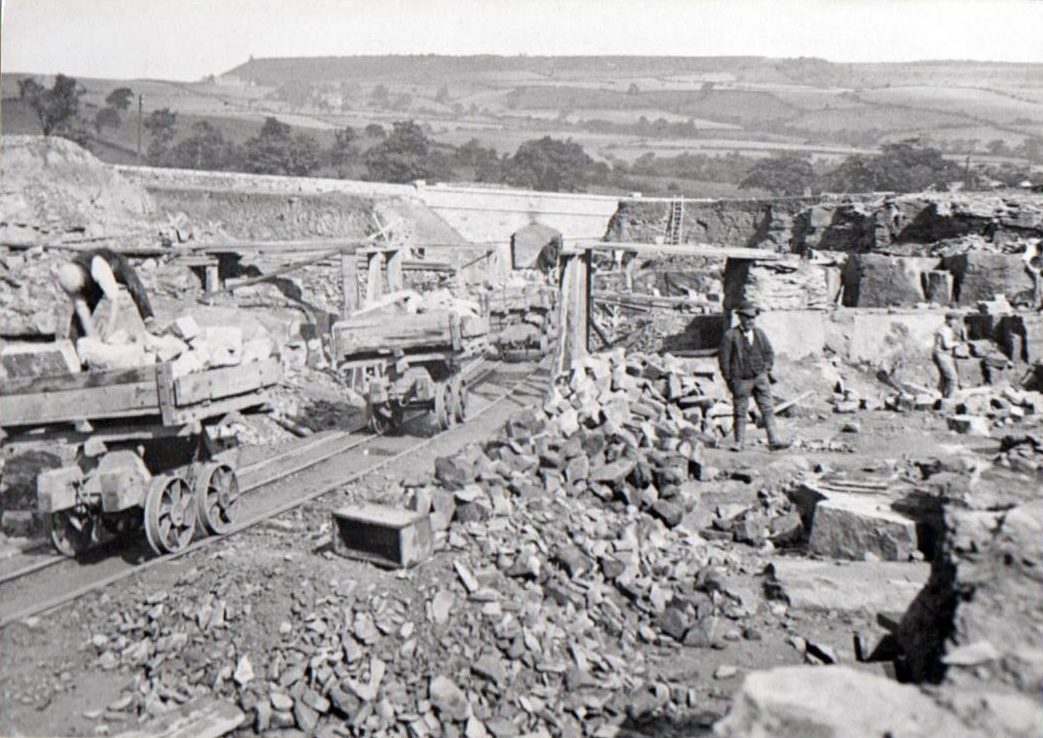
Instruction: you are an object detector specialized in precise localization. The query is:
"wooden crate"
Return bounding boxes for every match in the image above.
[331,504,432,569]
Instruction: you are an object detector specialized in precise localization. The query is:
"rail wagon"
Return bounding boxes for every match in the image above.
[331,310,489,433]
[0,358,280,557]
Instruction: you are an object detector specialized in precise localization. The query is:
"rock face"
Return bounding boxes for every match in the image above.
[1,135,155,247]
[605,192,1043,255]
[943,252,1037,306]
[714,665,974,738]
[841,254,935,307]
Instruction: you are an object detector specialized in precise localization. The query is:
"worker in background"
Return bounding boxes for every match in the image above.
[933,310,965,399]
[718,300,791,452]
[57,248,155,340]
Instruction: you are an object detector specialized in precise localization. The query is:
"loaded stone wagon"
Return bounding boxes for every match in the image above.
[0,358,280,557]
[331,310,489,433]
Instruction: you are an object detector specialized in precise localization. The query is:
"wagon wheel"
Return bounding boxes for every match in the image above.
[434,382,457,430]
[368,402,398,435]
[452,377,470,423]
[144,474,197,555]
[101,511,143,537]
[194,463,240,536]
[47,510,96,557]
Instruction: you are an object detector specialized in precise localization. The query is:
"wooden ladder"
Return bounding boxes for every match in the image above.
[666,199,685,244]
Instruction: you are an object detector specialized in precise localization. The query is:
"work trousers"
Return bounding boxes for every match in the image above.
[934,352,958,398]
[731,373,779,445]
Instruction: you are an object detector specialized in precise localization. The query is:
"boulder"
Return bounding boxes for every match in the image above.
[714,665,973,738]
[767,558,930,614]
[809,492,919,561]
[943,252,1036,306]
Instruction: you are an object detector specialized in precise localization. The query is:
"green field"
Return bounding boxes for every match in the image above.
[4,55,1042,183]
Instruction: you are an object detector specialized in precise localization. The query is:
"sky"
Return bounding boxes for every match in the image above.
[2,0,1042,82]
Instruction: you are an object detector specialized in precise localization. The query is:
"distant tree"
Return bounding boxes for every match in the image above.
[454,137,501,180]
[986,139,1010,156]
[364,120,436,183]
[823,139,963,193]
[144,107,178,164]
[19,74,84,136]
[435,84,450,104]
[627,83,640,96]
[168,121,235,170]
[106,87,134,111]
[330,126,359,170]
[501,136,598,192]
[364,123,386,139]
[370,84,390,107]
[240,116,321,176]
[739,155,816,196]
[94,106,122,133]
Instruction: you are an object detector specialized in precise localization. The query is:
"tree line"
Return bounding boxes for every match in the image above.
[17,74,1042,195]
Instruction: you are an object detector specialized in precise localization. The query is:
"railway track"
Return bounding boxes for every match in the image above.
[0,362,542,628]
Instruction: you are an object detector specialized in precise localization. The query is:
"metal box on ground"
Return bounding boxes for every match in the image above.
[331,504,433,569]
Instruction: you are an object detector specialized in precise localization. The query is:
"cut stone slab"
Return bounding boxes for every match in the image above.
[947,414,991,436]
[809,492,918,561]
[331,504,432,569]
[714,665,973,738]
[767,558,929,614]
[0,339,80,378]
[113,697,245,738]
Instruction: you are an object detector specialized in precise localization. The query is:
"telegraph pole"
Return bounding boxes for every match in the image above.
[137,94,143,164]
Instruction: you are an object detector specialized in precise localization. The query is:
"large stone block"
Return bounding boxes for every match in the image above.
[767,558,930,614]
[0,339,80,378]
[714,666,974,738]
[809,492,919,561]
[944,252,1036,306]
[841,254,936,308]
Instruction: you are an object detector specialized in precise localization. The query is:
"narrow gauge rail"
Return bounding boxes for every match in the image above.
[0,363,541,628]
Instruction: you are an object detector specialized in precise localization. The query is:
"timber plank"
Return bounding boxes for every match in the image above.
[1,365,158,396]
[1,381,160,427]
[168,390,270,425]
[173,360,281,406]
[115,698,244,738]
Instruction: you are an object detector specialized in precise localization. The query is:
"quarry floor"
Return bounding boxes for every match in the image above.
[0,379,1000,738]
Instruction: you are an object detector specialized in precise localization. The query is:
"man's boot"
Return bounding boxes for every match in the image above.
[731,415,746,452]
[763,411,791,451]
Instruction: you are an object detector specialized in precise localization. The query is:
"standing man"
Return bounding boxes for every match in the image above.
[56,248,155,340]
[933,310,964,399]
[719,300,791,452]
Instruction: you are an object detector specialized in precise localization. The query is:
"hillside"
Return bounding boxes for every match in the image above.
[4,55,1041,199]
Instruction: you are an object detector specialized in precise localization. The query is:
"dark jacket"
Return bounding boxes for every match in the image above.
[719,326,775,387]
[72,248,154,320]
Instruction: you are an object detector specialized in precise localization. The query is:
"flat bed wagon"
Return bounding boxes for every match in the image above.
[0,358,281,556]
[331,310,489,433]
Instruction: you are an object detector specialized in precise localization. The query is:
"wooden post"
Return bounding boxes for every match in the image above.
[341,250,359,317]
[203,261,220,295]
[555,249,591,375]
[386,248,404,293]
[365,251,383,307]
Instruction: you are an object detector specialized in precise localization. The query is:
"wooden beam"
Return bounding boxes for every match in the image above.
[172,360,281,406]
[386,249,404,293]
[565,241,784,261]
[365,251,384,307]
[341,251,360,317]
[1,381,160,427]
[554,251,591,373]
